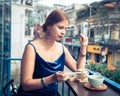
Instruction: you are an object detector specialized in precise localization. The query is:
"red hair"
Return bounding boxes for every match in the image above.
[42,9,70,32]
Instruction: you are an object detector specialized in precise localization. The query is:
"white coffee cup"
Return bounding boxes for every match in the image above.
[88,75,104,87]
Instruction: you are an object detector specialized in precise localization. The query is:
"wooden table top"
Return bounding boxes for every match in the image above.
[66,80,120,96]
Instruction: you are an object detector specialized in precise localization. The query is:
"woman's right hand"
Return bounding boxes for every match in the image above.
[54,71,69,82]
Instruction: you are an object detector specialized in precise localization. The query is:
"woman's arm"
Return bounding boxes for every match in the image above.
[65,34,88,71]
[21,44,55,91]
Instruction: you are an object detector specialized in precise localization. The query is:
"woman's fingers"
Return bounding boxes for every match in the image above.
[80,34,88,46]
[55,71,69,82]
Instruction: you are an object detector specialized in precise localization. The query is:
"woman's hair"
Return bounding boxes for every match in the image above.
[42,9,70,32]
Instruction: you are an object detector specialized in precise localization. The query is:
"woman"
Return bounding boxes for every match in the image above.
[18,9,88,96]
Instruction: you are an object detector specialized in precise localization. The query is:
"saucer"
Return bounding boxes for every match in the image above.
[84,82,107,91]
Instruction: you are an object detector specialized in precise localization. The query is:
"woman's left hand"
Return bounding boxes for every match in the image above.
[79,34,88,47]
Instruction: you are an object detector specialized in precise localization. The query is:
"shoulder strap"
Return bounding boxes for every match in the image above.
[27,42,37,53]
[62,44,65,53]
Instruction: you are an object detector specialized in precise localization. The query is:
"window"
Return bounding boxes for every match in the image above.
[25,9,33,36]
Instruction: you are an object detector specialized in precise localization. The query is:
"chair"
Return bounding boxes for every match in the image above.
[2,79,18,96]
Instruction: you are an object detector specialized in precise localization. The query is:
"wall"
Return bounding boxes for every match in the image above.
[11,3,34,58]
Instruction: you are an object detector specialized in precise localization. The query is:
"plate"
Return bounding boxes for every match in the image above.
[84,82,107,91]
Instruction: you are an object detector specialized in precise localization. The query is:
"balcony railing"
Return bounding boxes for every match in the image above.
[2,58,120,96]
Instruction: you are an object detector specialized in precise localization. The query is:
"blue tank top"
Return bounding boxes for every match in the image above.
[18,43,65,95]
[30,43,65,78]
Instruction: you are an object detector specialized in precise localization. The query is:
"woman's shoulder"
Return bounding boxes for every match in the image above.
[25,39,39,51]
[27,39,40,46]
[56,41,68,52]
[29,39,39,44]
[26,39,44,52]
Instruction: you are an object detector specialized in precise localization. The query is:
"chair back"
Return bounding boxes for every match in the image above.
[2,79,17,96]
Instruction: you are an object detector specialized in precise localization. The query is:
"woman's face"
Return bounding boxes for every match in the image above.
[48,20,69,41]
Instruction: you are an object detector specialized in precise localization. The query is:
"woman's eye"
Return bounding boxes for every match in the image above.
[58,26,68,31]
[58,26,64,29]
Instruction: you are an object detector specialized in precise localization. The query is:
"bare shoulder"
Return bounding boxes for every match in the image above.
[25,43,34,50]
[24,40,38,53]
[26,39,40,48]
[56,42,69,54]
[62,44,68,51]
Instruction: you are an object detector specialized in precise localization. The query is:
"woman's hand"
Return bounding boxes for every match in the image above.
[79,34,88,47]
[54,71,69,82]
[79,34,88,55]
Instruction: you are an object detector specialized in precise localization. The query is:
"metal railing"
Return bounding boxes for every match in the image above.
[3,58,120,96]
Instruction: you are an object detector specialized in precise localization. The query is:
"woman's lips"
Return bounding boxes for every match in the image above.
[58,36,63,38]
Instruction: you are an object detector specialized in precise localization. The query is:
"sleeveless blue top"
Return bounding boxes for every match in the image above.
[32,43,65,78]
[18,43,65,95]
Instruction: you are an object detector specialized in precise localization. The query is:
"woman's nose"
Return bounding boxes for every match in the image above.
[61,29,66,35]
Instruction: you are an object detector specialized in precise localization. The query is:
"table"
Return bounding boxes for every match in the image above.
[66,80,120,96]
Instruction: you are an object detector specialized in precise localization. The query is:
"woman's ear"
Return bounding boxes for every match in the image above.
[47,25,52,30]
